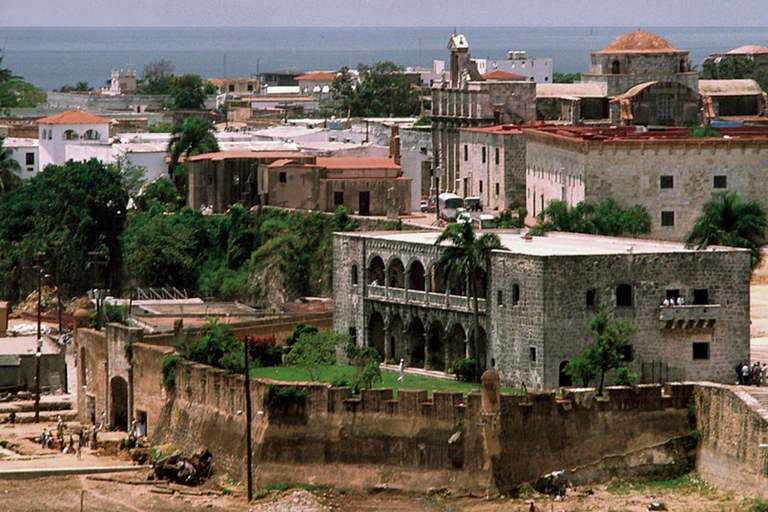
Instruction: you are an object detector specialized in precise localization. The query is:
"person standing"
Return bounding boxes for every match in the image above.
[76,430,83,460]
[736,362,744,385]
[398,358,405,382]
[743,363,752,385]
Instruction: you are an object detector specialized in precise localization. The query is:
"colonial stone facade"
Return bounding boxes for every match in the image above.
[431,35,536,196]
[333,231,750,390]
[524,125,768,241]
[458,125,526,210]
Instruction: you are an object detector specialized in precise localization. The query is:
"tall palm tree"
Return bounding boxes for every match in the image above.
[434,221,502,379]
[685,191,767,269]
[167,117,220,174]
[0,137,22,193]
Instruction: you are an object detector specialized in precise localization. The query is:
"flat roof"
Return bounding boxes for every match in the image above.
[316,156,400,170]
[523,125,768,143]
[536,82,607,99]
[699,79,764,97]
[462,124,523,135]
[0,336,61,356]
[341,230,745,257]
[187,150,307,162]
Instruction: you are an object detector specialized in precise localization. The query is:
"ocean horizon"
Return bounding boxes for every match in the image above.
[1,26,767,91]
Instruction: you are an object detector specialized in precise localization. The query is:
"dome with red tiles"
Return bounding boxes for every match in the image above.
[597,31,681,54]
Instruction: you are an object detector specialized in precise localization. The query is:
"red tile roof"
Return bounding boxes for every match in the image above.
[596,31,682,54]
[523,125,768,143]
[316,157,400,170]
[295,72,337,82]
[482,70,526,81]
[36,110,111,125]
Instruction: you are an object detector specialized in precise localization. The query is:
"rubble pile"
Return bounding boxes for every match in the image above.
[15,286,57,314]
[248,490,327,512]
[152,450,213,486]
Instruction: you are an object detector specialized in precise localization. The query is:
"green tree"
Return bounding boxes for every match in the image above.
[177,319,243,373]
[58,81,92,92]
[345,339,382,391]
[553,72,581,83]
[685,191,767,268]
[285,323,319,347]
[284,331,340,382]
[0,137,22,193]
[167,117,219,174]
[135,177,183,212]
[434,221,502,379]
[170,74,209,110]
[0,80,45,113]
[138,59,176,95]
[569,306,636,396]
[332,61,419,117]
[531,199,651,237]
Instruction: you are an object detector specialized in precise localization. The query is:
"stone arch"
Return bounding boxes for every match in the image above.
[408,317,426,368]
[426,320,446,371]
[387,257,405,288]
[369,255,385,285]
[447,323,467,365]
[472,266,488,299]
[428,261,448,294]
[408,260,426,291]
[389,314,404,361]
[469,325,488,372]
[82,129,100,141]
[63,129,79,140]
[110,376,129,430]
[611,59,621,74]
[559,361,573,387]
[351,263,359,285]
[368,311,385,359]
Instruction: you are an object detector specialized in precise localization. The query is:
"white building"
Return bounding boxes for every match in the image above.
[37,110,111,170]
[473,51,553,83]
[3,138,39,177]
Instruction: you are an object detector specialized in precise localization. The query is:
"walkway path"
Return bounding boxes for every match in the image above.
[379,363,454,380]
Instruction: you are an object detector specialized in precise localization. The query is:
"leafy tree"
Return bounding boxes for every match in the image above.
[177,319,242,373]
[167,117,219,175]
[113,156,147,201]
[553,72,581,83]
[531,199,651,237]
[0,80,45,113]
[138,59,176,95]
[57,81,92,92]
[688,125,722,138]
[434,221,502,379]
[568,306,636,396]
[345,339,382,391]
[284,331,340,382]
[170,74,209,110]
[135,177,183,212]
[685,191,767,268]
[332,61,419,117]
[702,56,768,91]
[147,121,174,133]
[0,159,128,300]
[285,323,319,347]
[0,137,22,193]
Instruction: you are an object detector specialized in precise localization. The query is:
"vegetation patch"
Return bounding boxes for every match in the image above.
[263,384,307,411]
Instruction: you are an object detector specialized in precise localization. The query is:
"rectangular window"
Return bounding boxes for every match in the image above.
[334,191,344,206]
[247,84,254,92]
[618,344,634,362]
[479,181,483,193]
[692,342,710,360]
[495,148,500,165]
[714,175,727,189]
[661,211,675,227]
[228,84,235,92]
[25,152,34,165]
[348,327,357,343]
[463,145,468,161]
[495,183,500,195]
[693,288,709,305]
[660,175,673,189]
[279,172,287,183]
[482,147,486,163]
[529,347,537,362]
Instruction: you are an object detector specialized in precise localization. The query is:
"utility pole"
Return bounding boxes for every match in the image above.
[243,335,253,502]
[435,167,442,227]
[33,251,45,424]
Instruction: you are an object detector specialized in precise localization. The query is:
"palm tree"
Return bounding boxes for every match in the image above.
[167,117,219,174]
[685,191,767,269]
[0,137,22,193]
[434,221,502,380]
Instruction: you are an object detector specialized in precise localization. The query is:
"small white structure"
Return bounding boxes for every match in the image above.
[3,137,39,177]
[473,51,553,83]
[37,110,111,170]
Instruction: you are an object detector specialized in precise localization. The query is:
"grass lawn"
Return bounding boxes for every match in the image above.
[250,365,521,397]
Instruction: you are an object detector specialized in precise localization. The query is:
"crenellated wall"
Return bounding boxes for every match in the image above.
[151,359,694,494]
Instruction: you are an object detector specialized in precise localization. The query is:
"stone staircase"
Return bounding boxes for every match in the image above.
[740,386,768,414]
[0,396,77,424]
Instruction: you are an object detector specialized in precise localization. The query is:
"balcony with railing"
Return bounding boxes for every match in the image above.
[659,304,721,329]
[366,284,486,314]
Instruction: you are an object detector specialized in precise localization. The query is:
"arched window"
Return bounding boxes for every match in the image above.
[616,284,633,307]
[41,129,47,139]
[611,60,621,74]
[512,284,521,305]
[62,129,79,140]
[83,129,100,141]
[497,290,503,306]
[48,130,52,140]
[679,59,687,72]
[351,265,358,285]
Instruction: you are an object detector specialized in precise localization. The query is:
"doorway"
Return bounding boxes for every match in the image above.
[359,191,370,215]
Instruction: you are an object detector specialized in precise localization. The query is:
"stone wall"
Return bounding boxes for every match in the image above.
[525,136,586,221]
[76,328,107,426]
[695,383,768,498]
[131,343,173,438]
[150,357,694,494]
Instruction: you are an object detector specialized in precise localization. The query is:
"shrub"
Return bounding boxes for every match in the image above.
[284,323,318,348]
[330,376,352,388]
[161,354,182,390]
[263,384,306,410]
[450,358,478,383]
[612,366,638,386]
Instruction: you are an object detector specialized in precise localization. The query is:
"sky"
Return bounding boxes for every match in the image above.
[2,0,768,27]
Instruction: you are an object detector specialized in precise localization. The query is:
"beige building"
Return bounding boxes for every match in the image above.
[524,125,768,241]
[209,77,260,95]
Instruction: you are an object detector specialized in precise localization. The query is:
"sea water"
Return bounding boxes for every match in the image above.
[1,26,768,91]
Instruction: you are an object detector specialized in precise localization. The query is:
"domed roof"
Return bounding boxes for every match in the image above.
[596,31,682,54]
[727,45,768,55]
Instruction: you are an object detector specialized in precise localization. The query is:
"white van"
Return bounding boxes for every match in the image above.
[438,193,464,222]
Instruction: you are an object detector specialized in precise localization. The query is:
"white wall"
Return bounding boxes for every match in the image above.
[39,122,109,170]
[4,139,39,178]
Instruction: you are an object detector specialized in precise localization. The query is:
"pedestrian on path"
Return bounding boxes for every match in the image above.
[398,358,405,382]
[76,430,83,460]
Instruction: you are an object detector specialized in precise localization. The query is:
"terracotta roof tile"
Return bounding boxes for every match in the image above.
[295,72,337,82]
[482,70,526,80]
[596,31,682,54]
[316,157,400,170]
[36,110,111,125]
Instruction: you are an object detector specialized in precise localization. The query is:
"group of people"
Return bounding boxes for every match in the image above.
[38,414,99,460]
[736,361,767,386]
[661,296,686,307]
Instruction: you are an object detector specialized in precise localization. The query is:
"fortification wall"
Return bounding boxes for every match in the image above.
[150,357,694,493]
[695,383,768,498]
[131,343,173,438]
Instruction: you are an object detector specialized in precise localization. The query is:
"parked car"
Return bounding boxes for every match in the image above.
[465,197,483,212]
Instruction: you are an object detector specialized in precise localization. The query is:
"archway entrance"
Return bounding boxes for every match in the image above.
[427,322,445,371]
[110,376,128,430]
[368,312,385,359]
[447,323,467,366]
[409,318,426,368]
[389,315,404,361]
[559,361,573,387]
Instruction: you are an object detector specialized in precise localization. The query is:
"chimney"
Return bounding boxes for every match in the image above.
[0,301,8,337]
[389,125,401,166]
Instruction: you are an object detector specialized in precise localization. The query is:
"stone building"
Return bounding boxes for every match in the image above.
[457,125,526,210]
[705,45,768,77]
[333,230,750,389]
[523,125,768,241]
[431,34,536,196]
[581,31,700,126]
